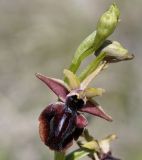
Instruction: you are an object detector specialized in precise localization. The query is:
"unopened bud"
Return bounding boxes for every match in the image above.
[95,4,120,49]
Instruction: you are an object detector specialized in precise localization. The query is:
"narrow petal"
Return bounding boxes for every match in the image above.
[84,87,105,98]
[36,73,69,102]
[64,69,80,90]
[75,114,88,128]
[79,100,112,121]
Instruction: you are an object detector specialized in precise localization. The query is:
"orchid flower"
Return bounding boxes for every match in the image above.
[36,64,112,151]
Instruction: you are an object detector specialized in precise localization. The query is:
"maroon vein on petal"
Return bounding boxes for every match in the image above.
[36,73,69,102]
[79,100,112,121]
[75,114,88,128]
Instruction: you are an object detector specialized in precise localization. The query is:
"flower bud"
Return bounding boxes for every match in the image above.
[95,4,120,49]
[102,41,134,62]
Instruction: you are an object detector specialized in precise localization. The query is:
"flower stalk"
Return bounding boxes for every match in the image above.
[36,3,134,160]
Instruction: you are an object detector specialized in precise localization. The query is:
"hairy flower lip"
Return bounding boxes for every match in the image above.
[38,102,85,151]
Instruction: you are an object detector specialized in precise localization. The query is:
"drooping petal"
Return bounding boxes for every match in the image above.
[36,73,69,102]
[39,102,64,146]
[64,69,80,90]
[79,100,112,121]
[75,114,88,128]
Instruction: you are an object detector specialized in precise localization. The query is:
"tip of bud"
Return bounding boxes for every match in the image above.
[110,3,120,18]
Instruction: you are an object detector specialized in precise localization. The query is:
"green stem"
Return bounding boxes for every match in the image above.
[79,52,106,82]
[54,151,65,160]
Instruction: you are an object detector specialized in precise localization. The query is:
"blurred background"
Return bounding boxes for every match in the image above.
[0,0,141,159]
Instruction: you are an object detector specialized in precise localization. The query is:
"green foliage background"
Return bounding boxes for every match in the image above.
[0,0,141,160]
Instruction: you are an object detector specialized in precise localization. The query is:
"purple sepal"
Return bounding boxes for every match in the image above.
[79,100,112,121]
[36,73,69,102]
